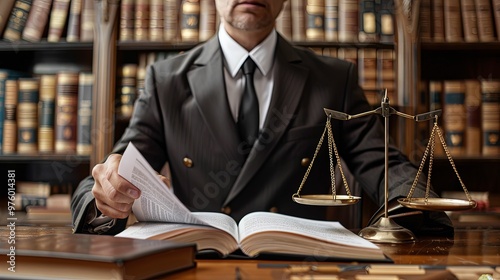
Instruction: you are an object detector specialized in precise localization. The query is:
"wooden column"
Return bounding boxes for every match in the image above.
[91,0,120,167]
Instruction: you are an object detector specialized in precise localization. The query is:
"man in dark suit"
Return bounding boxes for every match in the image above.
[72,0,452,235]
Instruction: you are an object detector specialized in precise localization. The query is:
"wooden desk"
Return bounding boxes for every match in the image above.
[2,226,500,279]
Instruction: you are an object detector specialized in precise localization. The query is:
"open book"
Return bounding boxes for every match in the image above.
[116,143,386,261]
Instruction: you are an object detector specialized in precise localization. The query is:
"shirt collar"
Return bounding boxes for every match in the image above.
[218,23,277,77]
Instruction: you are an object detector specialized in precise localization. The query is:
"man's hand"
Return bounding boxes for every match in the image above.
[91,154,141,219]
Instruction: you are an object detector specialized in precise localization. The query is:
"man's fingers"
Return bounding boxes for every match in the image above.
[94,199,131,219]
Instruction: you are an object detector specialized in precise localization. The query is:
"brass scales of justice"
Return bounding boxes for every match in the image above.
[292,90,477,243]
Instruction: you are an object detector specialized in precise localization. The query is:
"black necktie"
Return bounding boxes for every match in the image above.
[238,57,259,147]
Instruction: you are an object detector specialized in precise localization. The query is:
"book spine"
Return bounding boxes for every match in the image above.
[0,72,7,154]
[444,0,464,42]
[324,0,338,42]
[77,72,93,156]
[66,0,83,42]
[429,80,445,156]
[47,0,70,42]
[150,0,164,41]
[135,0,150,41]
[199,0,216,42]
[14,194,48,211]
[38,74,56,153]
[3,0,33,42]
[305,0,325,41]
[3,79,18,154]
[377,0,395,43]
[464,79,482,155]
[460,0,479,42]
[80,0,94,42]
[17,78,39,154]
[358,48,377,106]
[358,0,377,42]
[21,0,53,42]
[164,0,180,42]
[291,0,306,41]
[55,72,79,154]
[119,0,135,41]
[276,0,292,40]
[0,0,17,37]
[432,0,446,42]
[338,0,358,42]
[180,0,200,42]
[475,0,496,42]
[377,49,395,104]
[420,0,432,41]
[119,64,137,118]
[337,47,357,65]
[443,80,466,156]
[481,80,500,156]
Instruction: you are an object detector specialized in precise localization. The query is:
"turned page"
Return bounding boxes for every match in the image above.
[237,212,381,249]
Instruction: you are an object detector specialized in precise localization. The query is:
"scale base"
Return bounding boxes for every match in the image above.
[358,217,416,244]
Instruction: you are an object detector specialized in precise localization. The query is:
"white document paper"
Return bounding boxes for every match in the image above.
[118,142,209,226]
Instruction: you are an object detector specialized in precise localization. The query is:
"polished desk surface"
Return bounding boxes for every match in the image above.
[3,225,500,279]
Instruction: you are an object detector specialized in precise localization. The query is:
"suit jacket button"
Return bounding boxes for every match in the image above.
[183,157,193,168]
[301,158,310,167]
[221,207,231,215]
[269,207,278,213]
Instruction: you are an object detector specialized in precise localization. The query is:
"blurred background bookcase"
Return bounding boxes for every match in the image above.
[1,0,499,227]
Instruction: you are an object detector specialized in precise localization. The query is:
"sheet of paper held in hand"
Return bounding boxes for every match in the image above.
[117,142,209,226]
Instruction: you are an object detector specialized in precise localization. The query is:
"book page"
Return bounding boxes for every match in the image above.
[118,142,207,226]
[238,212,380,250]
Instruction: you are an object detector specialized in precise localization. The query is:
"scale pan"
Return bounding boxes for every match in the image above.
[398,197,477,211]
[292,194,361,206]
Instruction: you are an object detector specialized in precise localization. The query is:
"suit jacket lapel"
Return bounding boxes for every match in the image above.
[188,37,245,162]
[224,35,310,205]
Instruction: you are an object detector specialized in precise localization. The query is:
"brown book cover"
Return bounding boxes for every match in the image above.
[47,0,70,42]
[22,0,53,42]
[358,0,377,42]
[464,79,482,156]
[2,79,18,154]
[0,234,197,279]
[134,0,149,41]
[291,0,306,41]
[475,0,496,42]
[0,0,16,37]
[164,0,180,42]
[180,0,200,42]
[199,0,216,41]
[481,80,500,156]
[3,0,33,42]
[337,47,357,65]
[432,0,446,42]
[493,0,500,41]
[358,48,377,105]
[377,49,395,104]
[338,0,358,42]
[149,0,164,41]
[305,0,325,41]
[76,72,93,155]
[119,64,137,118]
[17,78,39,154]
[443,80,466,156]
[119,0,135,41]
[444,0,464,42]
[55,71,79,154]
[66,0,83,42]
[276,0,292,40]
[420,0,432,41]
[80,0,94,42]
[38,74,56,153]
[377,0,394,43]
[460,0,479,42]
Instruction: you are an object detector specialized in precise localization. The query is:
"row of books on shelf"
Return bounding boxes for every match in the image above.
[0,69,93,156]
[117,0,395,44]
[0,0,94,43]
[420,0,500,43]
[420,78,500,157]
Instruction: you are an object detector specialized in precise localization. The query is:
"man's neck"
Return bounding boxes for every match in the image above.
[223,24,275,51]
